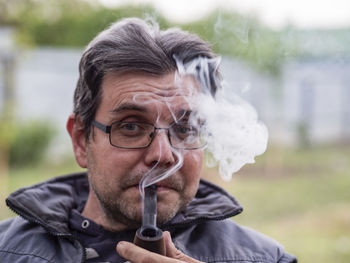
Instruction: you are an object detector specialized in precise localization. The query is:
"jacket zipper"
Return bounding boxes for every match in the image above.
[6,199,87,263]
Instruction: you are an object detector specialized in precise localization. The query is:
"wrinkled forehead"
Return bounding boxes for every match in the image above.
[100,71,201,122]
[131,77,199,109]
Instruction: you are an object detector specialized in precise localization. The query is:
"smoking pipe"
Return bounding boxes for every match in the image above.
[133,185,166,255]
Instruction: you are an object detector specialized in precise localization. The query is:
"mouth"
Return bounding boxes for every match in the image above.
[122,171,182,193]
[126,182,177,193]
[125,183,172,190]
[154,183,175,192]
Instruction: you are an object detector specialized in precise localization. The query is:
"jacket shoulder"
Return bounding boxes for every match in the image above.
[0,216,82,263]
[173,219,297,263]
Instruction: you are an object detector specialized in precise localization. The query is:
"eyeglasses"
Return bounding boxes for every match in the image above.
[92,120,207,150]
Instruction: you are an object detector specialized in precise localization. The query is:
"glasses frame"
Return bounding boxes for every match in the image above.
[91,120,206,150]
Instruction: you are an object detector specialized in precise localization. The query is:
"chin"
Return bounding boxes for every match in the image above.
[157,200,184,224]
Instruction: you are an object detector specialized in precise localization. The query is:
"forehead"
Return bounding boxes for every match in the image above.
[99,71,200,114]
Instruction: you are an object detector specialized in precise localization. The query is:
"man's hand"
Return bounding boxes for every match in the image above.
[116,231,203,263]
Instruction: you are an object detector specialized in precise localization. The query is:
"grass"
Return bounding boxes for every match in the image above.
[227,174,350,262]
[1,144,350,262]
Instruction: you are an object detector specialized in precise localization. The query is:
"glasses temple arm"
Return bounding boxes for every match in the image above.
[92,120,111,133]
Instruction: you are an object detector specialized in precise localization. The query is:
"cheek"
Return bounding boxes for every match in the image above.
[88,144,144,180]
[184,150,203,170]
[181,150,203,185]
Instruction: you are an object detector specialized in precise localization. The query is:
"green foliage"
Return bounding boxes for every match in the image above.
[9,120,56,167]
[0,119,15,150]
[181,10,285,74]
[1,0,169,47]
[1,0,288,74]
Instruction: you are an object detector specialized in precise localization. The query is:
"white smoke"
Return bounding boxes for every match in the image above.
[198,88,268,181]
[177,56,268,181]
[139,148,184,197]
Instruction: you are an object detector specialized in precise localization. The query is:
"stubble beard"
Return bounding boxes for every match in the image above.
[90,178,192,230]
[87,160,194,230]
[92,184,142,229]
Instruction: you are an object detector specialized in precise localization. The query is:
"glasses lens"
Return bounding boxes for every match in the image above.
[170,123,206,149]
[110,122,153,148]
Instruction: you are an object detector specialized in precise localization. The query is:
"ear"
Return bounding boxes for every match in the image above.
[67,113,88,168]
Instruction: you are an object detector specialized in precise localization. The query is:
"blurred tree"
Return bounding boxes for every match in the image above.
[0,51,15,203]
[182,10,285,74]
[0,0,291,73]
[0,0,168,47]
[9,121,56,167]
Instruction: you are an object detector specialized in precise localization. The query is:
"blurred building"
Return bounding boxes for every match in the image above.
[14,48,82,155]
[221,57,350,146]
[1,31,349,156]
[0,27,16,116]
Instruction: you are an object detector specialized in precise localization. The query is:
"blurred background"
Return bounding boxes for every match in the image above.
[0,0,349,262]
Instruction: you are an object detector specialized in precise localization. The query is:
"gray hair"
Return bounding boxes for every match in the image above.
[74,17,219,140]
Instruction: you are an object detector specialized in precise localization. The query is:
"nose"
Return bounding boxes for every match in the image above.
[144,129,175,168]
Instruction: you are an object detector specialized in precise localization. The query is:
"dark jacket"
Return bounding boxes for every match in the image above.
[0,173,297,263]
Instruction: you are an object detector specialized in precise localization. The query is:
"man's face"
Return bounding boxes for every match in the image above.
[85,71,203,229]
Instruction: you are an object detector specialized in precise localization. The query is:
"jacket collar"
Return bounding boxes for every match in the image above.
[164,179,243,228]
[6,172,243,234]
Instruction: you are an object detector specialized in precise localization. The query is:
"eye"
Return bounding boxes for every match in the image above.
[177,126,191,134]
[122,123,138,131]
[113,122,149,137]
[173,124,198,138]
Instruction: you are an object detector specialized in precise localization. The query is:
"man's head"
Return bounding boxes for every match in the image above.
[74,18,219,140]
[68,18,220,230]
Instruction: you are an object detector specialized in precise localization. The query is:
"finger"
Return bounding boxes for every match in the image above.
[163,231,204,263]
[117,241,175,263]
[164,231,181,258]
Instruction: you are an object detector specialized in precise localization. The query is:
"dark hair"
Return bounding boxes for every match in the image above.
[74,17,220,140]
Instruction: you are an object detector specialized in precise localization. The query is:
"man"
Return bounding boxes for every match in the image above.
[0,18,297,262]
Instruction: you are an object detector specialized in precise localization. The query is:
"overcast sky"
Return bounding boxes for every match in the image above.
[100,0,350,29]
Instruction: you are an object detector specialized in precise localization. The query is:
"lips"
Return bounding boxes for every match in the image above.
[129,180,179,192]
[121,170,183,192]
[154,183,174,192]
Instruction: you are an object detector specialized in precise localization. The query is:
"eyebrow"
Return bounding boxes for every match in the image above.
[110,103,148,114]
[174,110,203,124]
[176,109,191,119]
[110,102,196,122]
